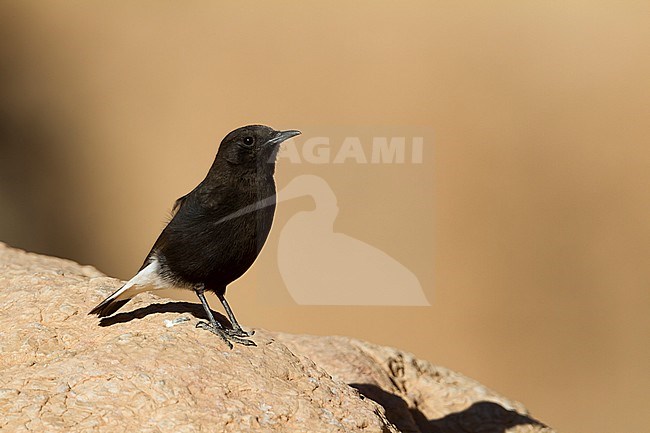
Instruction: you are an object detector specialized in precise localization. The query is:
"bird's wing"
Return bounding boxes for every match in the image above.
[139,183,233,271]
[135,192,191,271]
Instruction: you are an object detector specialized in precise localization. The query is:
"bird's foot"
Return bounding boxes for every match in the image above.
[225,327,255,338]
[195,321,256,348]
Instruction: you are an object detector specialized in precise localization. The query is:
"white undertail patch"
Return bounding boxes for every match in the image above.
[111,257,174,302]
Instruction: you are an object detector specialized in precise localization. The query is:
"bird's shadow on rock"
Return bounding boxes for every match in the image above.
[98,301,231,329]
[350,383,548,433]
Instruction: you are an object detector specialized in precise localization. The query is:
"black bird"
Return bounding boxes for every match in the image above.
[89,125,301,347]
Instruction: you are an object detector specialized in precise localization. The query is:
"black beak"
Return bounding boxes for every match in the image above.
[266,129,301,146]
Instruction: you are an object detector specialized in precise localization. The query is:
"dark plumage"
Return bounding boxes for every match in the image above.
[89,125,301,347]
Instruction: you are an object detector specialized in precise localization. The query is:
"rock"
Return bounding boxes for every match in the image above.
[276,335,555,433]
[0,243,555,432]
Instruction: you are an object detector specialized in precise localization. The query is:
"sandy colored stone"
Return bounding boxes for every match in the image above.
[0,244,555,432]
[276,335,554,433]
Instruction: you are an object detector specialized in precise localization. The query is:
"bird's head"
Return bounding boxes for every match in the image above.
[218,125,301,169]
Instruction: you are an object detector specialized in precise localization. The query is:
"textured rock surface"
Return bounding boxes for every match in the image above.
[0,244,555,432]
[277,335,554,433]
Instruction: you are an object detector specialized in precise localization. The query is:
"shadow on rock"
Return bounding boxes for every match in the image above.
[98,300,231,329]
[350,383,547,433]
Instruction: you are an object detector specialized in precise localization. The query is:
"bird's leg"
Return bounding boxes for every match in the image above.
[217,292,255,337]
[194,287,255,348]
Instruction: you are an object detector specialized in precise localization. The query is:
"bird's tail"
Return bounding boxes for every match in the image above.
[88,291,132,317]
[88,259,164,318]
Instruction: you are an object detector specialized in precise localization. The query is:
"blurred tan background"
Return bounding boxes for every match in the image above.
[1,2,649,432]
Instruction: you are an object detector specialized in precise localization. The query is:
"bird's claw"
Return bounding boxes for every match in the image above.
[225,327,255,338]
[196,321,256,348]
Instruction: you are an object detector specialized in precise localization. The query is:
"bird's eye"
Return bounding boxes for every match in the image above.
[243,136,254,146]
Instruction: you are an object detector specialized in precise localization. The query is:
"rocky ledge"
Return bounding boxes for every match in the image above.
[0,244,554,432]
